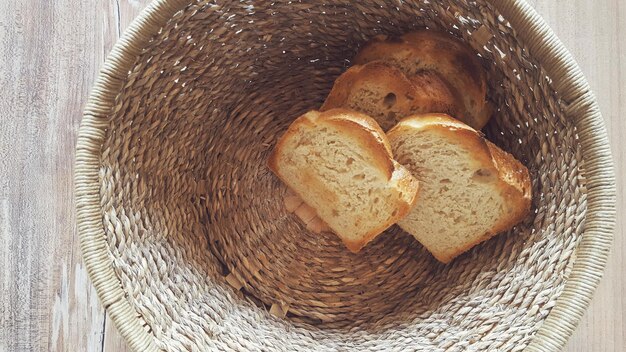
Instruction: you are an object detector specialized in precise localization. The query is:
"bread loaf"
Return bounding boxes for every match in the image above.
[387,113,531,263]
[268,108,420,252]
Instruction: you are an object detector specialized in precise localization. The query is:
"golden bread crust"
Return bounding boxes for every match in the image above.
[389,114,532,263]
[321,61,459,131]
[268,109,419,253]
[354,31,490,130]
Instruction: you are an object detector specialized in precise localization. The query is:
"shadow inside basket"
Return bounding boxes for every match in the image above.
[99,0,587,342]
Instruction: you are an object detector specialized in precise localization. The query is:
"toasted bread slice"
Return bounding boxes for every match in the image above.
[354,30,491,130]
[268,109,420,252]
[387,114,531,263]
[321,61,458,131]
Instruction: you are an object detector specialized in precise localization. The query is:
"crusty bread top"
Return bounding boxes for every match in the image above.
[402,31,486,91]
[389,114,531,209]
[388,113,532,262]
[354,30,491,130]
[483,140,532,234]
[321,61,459,131]
[269,108,395,179]
[389,112,478,133]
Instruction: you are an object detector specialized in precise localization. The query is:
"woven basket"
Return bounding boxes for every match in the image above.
[75,0,617,350]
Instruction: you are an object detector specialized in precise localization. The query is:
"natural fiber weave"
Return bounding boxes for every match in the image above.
[75,0,616,351]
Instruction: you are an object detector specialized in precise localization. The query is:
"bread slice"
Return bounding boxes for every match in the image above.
[387,114,531,263]
[354,30,491,130]
[321,61,458,131]
[268,108,420,252]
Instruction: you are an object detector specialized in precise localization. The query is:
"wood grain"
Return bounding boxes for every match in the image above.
[0,1,148,351]
[537,0,626,351]
[0,0,622,351]
[0,1,108,351]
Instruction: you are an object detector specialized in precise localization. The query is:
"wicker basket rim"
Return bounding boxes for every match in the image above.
[74,0,617,351]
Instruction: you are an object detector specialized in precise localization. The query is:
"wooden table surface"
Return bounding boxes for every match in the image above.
[0,1,623,351]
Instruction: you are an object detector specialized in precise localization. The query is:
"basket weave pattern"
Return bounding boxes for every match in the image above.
[76,0,616,351]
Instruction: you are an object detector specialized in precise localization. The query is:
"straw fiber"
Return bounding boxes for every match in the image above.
[75,0,616,351]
